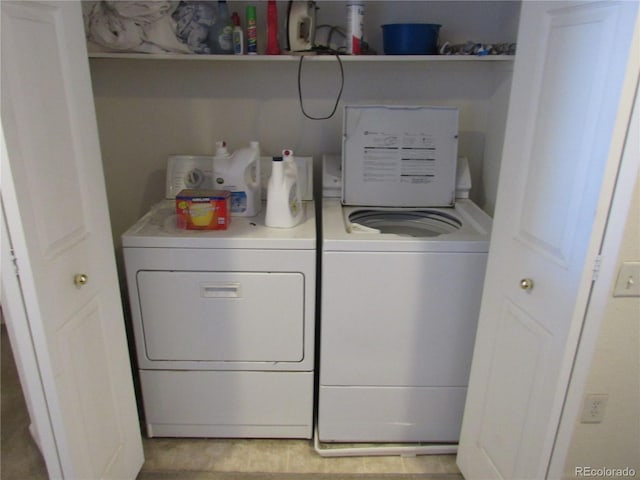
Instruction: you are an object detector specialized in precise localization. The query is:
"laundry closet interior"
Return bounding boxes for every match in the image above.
[85,0,520,446]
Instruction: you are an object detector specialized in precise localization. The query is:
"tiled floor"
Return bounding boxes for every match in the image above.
[1,325,462,479]
[141,437,461,476]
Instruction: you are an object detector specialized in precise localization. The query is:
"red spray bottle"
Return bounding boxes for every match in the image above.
[265,0,281,54]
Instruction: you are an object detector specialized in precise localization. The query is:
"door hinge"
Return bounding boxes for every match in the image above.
[592,254,603,282]
[10,248,19,278]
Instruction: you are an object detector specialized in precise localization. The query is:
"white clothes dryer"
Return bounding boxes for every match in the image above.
[318,106,492,443]
[122,155,316,439]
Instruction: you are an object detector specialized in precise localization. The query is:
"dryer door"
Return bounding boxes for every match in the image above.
[137,271,304,362]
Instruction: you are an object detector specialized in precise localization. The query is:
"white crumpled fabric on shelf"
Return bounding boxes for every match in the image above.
[172,2,216,54]
[85,1,192,53]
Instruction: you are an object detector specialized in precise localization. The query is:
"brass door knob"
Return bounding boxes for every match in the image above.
[519,278,534,291]
[74,273,88,286]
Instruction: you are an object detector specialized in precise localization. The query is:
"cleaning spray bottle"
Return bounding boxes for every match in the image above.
[265,149,303,228]
[231,11,244,55]
[246,5,257,54]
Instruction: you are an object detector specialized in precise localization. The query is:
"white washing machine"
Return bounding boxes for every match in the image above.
[318,106,492,443]
[122,155,316,439]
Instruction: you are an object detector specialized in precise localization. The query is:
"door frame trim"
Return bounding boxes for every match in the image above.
[1,126,64,478]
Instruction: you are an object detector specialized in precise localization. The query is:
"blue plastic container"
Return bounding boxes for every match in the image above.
[381,23,441,55]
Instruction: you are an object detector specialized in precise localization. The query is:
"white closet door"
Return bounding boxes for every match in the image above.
[1,2,144,478]
[457,2,639,479]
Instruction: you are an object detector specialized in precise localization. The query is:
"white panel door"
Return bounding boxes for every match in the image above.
[1,2,143,478]
[457,2,639,479]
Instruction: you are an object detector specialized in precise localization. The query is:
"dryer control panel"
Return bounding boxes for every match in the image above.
[166,154,314,201]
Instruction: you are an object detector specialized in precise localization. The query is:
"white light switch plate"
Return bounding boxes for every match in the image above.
[613,261,640,297]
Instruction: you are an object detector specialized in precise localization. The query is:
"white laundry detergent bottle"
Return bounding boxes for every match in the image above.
[265,149,303,228]
[212,140,261,216]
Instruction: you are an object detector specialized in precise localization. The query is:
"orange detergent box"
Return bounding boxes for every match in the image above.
[176,189,231,230]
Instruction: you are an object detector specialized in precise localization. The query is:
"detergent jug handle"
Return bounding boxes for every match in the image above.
[244,141,261,189]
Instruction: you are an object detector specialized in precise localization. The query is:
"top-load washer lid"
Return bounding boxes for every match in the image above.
[342,105,459,207]
[348,208,462,237]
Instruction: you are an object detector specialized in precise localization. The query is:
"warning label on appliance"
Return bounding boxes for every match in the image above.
[361,132,438,184]
[342,106,459,207]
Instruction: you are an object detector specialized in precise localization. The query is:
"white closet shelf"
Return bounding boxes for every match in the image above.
[88,52,514,62]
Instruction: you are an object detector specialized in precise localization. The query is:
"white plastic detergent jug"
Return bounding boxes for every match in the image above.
[212,140,261,216]
[265,149,303,228]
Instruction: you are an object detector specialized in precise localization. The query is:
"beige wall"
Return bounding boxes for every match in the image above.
[90,59,513,264]
[563,172,640,478]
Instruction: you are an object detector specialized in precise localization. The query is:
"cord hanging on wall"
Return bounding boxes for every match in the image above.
[297,52,344,120]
